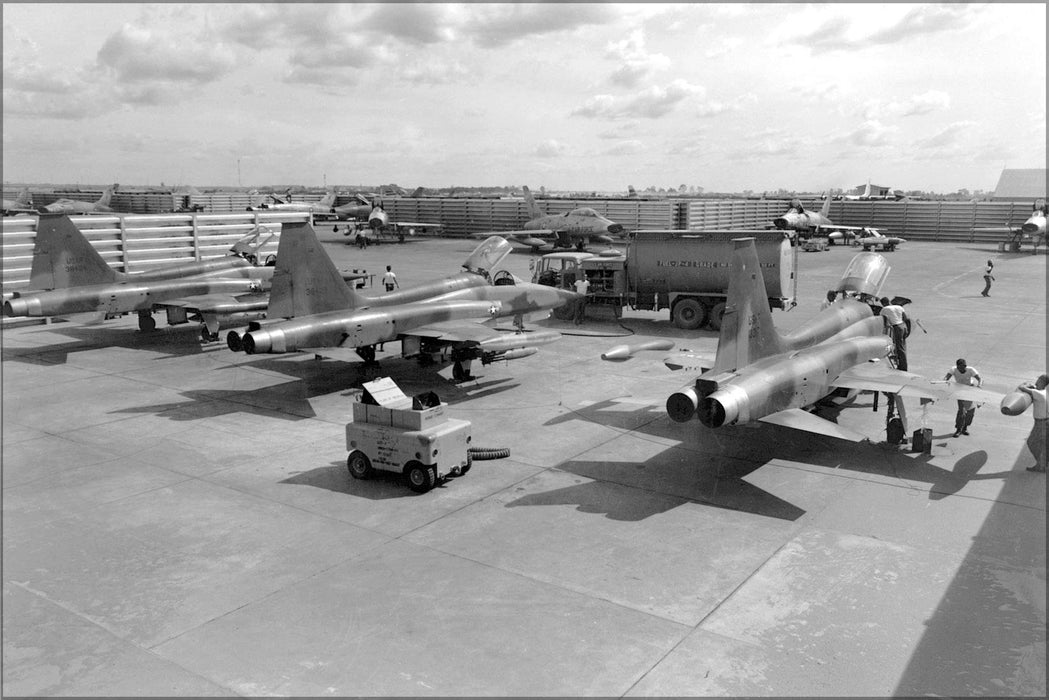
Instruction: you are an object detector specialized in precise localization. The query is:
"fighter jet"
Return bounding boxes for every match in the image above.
[2,187,36,216]
[475,186,625,251]
[665,238,1002,441]
[772,196,871,243]
[226,221,577,380]
[3,214,275,332]
[974,202,1047,254]
[40,184,119,214]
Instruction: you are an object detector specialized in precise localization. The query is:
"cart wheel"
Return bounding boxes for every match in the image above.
[405,462,435,493]
[347,450,373,480]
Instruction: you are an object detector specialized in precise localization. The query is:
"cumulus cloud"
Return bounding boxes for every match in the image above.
[601,139,644,156]
[462,4,614,48]
[863,90,951,120]
[793,4,982,53]
[535,139,567,158]
[573,80,705,120]
[913,121,976,151]
[97,23,236,84]
[845,120,900,147]
[605,30,671,88]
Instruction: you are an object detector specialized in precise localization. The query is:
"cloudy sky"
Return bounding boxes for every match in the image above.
[3,3,1045,193]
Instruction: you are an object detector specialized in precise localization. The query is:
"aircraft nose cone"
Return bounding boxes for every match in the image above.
[1000,390,1033,416]
[1021,222,1040,234]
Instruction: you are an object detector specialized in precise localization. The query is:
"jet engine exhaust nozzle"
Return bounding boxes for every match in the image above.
[226,331,243,352]
[772,217,790,230]
[696,385,746,428]
[666,386,700,423]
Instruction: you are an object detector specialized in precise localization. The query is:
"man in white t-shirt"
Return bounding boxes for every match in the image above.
[1018,374,1047,472]
[879,297,908,370]
[573,275,590,325]
[944,358,982,437]
[382,265,398,292]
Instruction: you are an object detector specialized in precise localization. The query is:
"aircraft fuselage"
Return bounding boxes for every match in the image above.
[4,276,266,319]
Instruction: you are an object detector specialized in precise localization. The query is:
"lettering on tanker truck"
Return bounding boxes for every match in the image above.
[655,260,779,269]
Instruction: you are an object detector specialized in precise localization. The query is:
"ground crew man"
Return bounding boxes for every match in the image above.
[879,297,908,371]
[1018,374,1047,472]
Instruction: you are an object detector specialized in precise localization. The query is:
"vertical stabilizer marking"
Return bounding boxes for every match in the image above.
[713,238,785,372]
[30,215,121,290]
[267,221,361,318]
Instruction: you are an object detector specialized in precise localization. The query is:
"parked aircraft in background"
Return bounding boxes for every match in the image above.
[974,201,1047,254]
[841,182,905,201]
[475,186,625,251]
[2,187,36,216]
[3,214,275,332]
[664,238,1002,441]
[850,228,906,251]
[226,222,576,380]
[772,196,877,242]
[248,191,337,216]
[40,184,118,214]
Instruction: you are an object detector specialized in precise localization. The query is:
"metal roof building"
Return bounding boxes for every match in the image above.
[991,168,1046,201]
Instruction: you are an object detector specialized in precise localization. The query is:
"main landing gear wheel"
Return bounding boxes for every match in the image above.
[405,462,436,493]
[452,361,472,381]
[346,451,374,480]
[200,327,219,342]
[138,313,156,332]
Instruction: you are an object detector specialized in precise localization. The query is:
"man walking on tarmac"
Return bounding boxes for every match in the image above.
[382,265,399,292]
[945,358,982,437]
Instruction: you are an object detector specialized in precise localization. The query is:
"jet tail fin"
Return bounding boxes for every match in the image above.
[522,186,543,219]
[266,221,361,318]
[30,214,121,289]
[97,184,117,207]
[819,192,831,218]
[712,237,785,372]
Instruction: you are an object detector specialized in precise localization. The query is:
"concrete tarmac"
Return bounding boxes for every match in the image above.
[2,233,1045,696]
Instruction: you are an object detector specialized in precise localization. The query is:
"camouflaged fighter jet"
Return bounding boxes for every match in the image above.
[226,221,577,380]
[665,238,1003,441]
[39,184,119,214]
[473,186,625,252]
[3,214,276,332]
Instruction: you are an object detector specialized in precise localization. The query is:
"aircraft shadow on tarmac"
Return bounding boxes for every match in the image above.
[2,323,211,364]
[528,400,1015,520]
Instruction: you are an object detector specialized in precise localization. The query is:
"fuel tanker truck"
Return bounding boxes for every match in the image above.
[531,230,797,330]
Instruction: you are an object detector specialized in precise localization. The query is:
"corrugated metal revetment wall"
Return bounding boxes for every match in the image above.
[1,213,306,294]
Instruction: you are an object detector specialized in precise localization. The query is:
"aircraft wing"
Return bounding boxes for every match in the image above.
[973,226,1020,233]
[821,225,875,232]
[759,408,870,442]
[663,351,716,372]
[830,363,1004,404]
[153,292,268,315]
[404,320,560,349]
[389,220,442,229]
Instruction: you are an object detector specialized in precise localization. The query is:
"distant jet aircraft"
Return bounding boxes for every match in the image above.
[974,201,1047,254]
[840,181,904,201]
[226,221,576,380]
[772,196,872,243]
[248,190,337,216]
[475,186,626,251]
[40,184,119,214]
[665,238,1002,441]
[2,187,36,216]
[3,214,274,332]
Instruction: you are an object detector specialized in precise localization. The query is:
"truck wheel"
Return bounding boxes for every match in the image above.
[346,451,373,480]
[707,301,727,331]
[405,462,435,493]
[671,298,707,330]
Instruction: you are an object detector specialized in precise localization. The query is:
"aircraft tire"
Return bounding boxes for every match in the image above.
[138,314,156,332]
[347,451,374,480]
[200,327,219,343]
[405,462,435,493]
[671,298,707,330]
[707,301,728,331]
